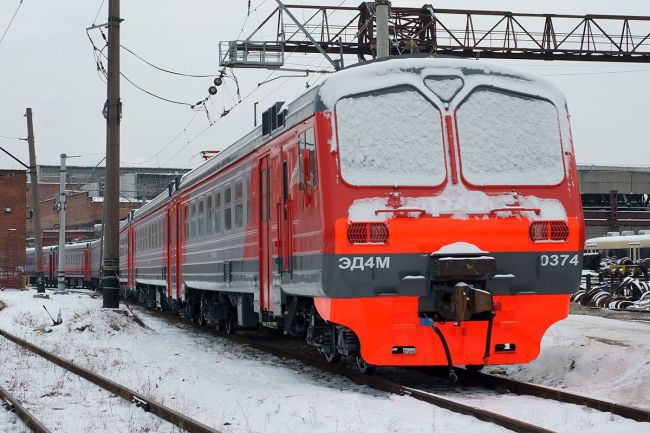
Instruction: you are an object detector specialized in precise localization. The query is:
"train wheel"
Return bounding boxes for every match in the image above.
[355,355,375,375]
[324,351,340,364]
[224,313,236,335]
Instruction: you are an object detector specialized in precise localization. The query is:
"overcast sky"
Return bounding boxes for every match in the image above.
[0,0,649,172]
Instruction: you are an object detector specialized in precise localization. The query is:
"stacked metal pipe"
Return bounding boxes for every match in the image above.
[572,257,650,311]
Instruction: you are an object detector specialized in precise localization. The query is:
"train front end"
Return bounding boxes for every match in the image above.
[313,57,584,368]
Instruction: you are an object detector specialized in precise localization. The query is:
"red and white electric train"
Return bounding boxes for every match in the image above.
[28,57,584,372]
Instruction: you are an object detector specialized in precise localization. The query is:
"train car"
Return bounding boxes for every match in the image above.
[25,246,57,287]
[89,239,102,289]
[62,242,91,288]
[585,233,650,261]
[118,56,584,372]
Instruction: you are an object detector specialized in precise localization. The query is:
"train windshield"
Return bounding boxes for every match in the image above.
[335,86,445,186]
[456,88,565,186]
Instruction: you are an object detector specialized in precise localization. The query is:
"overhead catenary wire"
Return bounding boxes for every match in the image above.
[0,0,25,48]
[0,135,26,141]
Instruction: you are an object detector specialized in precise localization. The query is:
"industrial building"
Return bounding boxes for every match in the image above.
[0,170,26,287]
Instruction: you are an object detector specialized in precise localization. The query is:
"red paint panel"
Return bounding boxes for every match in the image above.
[315,294,569,366]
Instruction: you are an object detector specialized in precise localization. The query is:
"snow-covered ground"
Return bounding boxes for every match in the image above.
[0,289,507,433]
[485,314,650,410]
[1,288,648,433]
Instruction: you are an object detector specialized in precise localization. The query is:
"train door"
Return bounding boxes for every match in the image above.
[259,156,273,314]
[167,207,175,298]
[176,202,187,300]
[279,147,292,274]
[128,226,135,289]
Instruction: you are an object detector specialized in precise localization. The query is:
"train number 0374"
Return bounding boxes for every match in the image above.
[539,254,579,267]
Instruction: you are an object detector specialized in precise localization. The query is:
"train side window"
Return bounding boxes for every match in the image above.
[206,195,213,235]
[215,190,223,234]
[198,198,205,237]
[184,205,189,240]
[261,168,268,221]
[245,175,251,225]
[282,161,288,220]
[305,128,317,187]
[235,180,243,229]
[224,186,233,231]
[190,201,197,240]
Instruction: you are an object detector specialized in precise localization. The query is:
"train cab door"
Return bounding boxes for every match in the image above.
[259,156,274,316]
[176,202,187,300]
[167,207,175,299]
[279,146,293,275]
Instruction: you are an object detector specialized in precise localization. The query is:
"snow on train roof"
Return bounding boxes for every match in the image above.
[585,234,650,246]
[128,56,569,224]
[317,56,566,109]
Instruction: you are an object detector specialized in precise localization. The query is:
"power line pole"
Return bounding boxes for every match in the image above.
[375,1,390,58]
[25,108,45,293]
[102,0,121,308]
[57,153,67,291]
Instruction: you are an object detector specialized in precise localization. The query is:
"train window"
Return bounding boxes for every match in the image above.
[456,88,564,186]
[235,180,243,229]
[305,128,317,187]
[224,186,233,231]
[190,201,197,240]
[245,175,251,224]
[184,206,189,240]
[335,86,445,186]
[198,199,205,237]
[282,161,288,220]
[261,169,268,222]
[215,190,223,234]
[207,195,213,235]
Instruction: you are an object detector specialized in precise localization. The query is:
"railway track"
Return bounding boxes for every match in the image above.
[0,327,221,433]
[128,302,650,433]
[0,382,51,433]
[3,294,648,433]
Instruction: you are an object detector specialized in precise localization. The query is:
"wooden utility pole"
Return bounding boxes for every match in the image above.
[102,0,121,308]
[25,108,44,293]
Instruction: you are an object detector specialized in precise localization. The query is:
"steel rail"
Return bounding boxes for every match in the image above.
[474,371,650,422]
[119,302,554,433]
[217,336,555,433]
[0,383,52,433]
[0,328,221,433]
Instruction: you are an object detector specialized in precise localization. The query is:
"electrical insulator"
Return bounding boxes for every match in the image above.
[214,77,223,86]
[208,86,218,95]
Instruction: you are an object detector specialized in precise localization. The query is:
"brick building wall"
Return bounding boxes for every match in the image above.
[0,170,27,286]
[27,188,142,246]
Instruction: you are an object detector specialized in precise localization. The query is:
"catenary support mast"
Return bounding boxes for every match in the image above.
[102,0,121,308]
[57,154,66,291]
[25,108,44,293]
[375,1,390,58]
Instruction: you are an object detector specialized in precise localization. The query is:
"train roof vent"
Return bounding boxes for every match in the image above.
[638,230,650,235]
[621,230,635,236]
[607,232,620,237]
[262,101,287,136]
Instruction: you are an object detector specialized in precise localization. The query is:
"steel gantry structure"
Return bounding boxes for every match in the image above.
[219,2,650,69]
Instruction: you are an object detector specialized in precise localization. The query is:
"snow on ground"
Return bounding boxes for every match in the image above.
[0,289,508,433]
[485,314,650,410]
[0,335,178,433]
